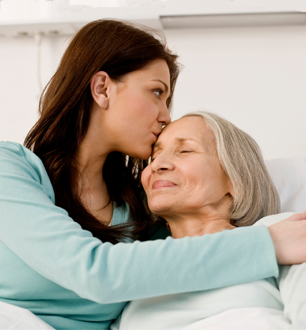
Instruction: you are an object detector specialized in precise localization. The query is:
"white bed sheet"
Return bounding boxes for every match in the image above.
[0,301,54,330]
[180,307,293,330]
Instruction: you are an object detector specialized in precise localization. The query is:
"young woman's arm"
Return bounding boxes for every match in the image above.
[0,142,293,304]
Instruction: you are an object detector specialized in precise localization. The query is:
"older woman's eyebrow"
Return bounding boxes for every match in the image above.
[151,79,169,94]
[153,137,197,151]
[175,138,196,144]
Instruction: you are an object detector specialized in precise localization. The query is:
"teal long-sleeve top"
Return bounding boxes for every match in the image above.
[0,142,278,330]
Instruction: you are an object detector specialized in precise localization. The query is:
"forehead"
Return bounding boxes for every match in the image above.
[164,116,211,140]
[125,59,170,84]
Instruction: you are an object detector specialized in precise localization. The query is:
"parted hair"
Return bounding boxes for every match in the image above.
[183,111,280,226]
[24,19,180,244]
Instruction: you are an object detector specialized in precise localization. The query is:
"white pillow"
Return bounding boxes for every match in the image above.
[266,158,306,213]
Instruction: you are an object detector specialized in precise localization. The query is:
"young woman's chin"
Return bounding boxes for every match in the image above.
[128,147,153,160]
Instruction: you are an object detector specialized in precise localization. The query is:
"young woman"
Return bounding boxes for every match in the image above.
[0,20,305,330]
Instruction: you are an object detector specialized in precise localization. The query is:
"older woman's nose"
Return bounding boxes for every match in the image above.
[151,155,175,173]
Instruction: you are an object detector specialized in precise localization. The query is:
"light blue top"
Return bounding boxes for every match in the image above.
[0,142,278,330]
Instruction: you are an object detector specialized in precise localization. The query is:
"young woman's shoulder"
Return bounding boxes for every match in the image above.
[1,141,41,164]
[0,141,55,202]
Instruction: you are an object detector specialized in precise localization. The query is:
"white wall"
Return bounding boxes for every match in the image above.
[165,25,306,160]
[0,34,70,143]
[0,24,305,159]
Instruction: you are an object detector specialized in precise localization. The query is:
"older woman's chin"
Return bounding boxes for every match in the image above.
[148,200,172,216]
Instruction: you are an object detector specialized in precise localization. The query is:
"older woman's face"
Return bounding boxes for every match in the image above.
[141,116,233,217]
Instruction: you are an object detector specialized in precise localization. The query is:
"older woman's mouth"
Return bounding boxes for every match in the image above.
[152,180,176,190]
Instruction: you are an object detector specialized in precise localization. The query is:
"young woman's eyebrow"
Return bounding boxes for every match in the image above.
[151,79,169,94]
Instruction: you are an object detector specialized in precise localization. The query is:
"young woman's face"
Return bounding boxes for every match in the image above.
[106,59,171,159]
[141,116,233,217]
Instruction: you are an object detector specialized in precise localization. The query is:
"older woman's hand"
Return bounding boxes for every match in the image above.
[268,212,306,265]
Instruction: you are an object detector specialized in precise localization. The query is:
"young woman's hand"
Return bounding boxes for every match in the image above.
[268,212,306,265]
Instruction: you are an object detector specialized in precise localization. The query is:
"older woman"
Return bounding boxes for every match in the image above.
[113,112,306,330]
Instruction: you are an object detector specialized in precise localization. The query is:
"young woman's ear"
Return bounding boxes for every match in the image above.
[90,71,112,109]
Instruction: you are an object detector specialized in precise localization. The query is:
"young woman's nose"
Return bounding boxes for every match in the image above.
[158,103,171,126]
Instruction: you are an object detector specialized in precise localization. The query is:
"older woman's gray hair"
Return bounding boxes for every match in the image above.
[183,111,280,226]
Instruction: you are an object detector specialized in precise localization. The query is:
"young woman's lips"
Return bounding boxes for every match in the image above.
[152,180,176,190]
[152,133,160,141]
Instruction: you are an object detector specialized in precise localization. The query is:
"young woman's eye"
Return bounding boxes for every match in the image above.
[153,89,164,99]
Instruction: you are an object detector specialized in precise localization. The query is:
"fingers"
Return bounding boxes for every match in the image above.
[287,211,306,221]
[268,218,306,264]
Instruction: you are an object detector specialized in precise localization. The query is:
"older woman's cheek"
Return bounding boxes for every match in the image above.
[141,168,151,193]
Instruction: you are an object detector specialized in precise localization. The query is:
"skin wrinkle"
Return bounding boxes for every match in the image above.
[152,136,214,161]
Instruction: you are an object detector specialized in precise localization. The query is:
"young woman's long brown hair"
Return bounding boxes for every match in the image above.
[24,19,180,244]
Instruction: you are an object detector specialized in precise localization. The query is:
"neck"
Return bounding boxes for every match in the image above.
[73,142,115,225]
[74,103,112,193]
[164,206,235,238]
[73,116,114,223]
[74,141,109,190]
